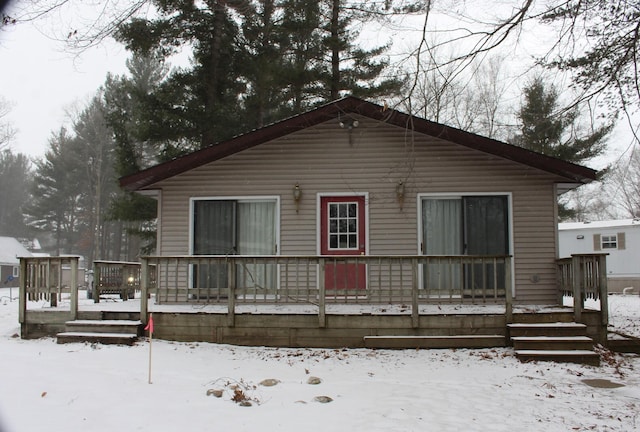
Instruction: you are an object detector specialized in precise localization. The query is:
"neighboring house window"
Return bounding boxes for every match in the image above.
[420,195,509,292]
[191,198,278,290]
[593,232,626,251]
[601,235,617,249]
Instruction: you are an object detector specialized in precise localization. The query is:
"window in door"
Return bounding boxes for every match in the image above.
[421,195,509,293]
[320,196,367,290]
[192,198,277,291]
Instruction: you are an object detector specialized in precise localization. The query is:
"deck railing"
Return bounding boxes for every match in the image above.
[557,253,608,325]
[140,255,513,327]
[18,256,80,324]
[92,260,146,302]
[17,254,609,332]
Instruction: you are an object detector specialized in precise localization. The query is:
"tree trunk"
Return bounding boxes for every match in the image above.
[201,0,225,148]
[329,0,340,100]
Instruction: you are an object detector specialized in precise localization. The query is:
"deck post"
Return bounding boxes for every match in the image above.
[318,258,326,328]
[411,258,419,328]
[49,259,57,308]
[70,257,78,321]
[18,258,27,325]
[93,262,101,303]
[504,256,513,324]
[227,260,236,327]
[140,258,149,325]
[571,255,582,323]
[597,254,608,327]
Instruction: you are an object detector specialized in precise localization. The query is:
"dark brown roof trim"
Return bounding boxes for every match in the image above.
[120,96,597,191]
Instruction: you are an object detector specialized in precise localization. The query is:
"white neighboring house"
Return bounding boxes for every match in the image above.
[558,219,640,293]
[0,237,33,288]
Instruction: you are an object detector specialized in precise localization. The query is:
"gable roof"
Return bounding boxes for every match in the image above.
[120,96,598,192]
[0,237,32,265]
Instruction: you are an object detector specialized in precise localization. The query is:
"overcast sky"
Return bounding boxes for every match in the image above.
[0,18,129,158]
[0,3,634,169]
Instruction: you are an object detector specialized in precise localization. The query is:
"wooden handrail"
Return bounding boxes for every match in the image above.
[556,253,609,325]
[144,254,513,326]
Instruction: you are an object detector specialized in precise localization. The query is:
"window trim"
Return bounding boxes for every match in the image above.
[189,196,281,256]
[417,192,515,296]
[416,192,514,256]
[316,192,369,256]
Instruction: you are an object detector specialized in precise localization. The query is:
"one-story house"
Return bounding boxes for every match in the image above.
[559,219,640,294]
[0,237,32,288]
[115,96,603,346]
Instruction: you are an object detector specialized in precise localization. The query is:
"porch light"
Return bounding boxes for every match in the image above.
[293,183,302,213]
[339,117,359,130]
[396,181,405,210]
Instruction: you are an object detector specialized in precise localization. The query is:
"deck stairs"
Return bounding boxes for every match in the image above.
[508,322,600,366]
[57,315,143,345]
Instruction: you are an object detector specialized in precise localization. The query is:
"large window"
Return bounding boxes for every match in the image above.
[192,198,277,290]
[421,195,509,292]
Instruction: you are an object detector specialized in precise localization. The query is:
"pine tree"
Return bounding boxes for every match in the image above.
[103,54,164,258]
[26,129,84,255]
[115,0,246,149]
[320,0,405,101]
[512,77,612,220]
[0,149,32,237]
[512,77,611,165]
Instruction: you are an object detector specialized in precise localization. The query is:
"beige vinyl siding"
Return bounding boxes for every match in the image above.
[153,116,568,304]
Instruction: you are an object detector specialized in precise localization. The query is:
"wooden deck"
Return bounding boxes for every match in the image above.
[18,255,609,350]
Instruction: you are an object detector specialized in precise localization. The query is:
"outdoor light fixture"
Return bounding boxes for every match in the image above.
[293,183,302,213]
[577,235,585,239]
[396,181,405,210]
[339,117,359,130]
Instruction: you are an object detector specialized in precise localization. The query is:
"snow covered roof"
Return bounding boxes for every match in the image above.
[559,219,640,231]
[0,236,32,265]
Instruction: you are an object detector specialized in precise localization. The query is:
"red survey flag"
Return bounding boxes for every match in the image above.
[144,313,154,334]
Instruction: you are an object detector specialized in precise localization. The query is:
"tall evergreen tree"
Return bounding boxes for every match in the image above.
[238,0,291,128]
[103,54,164,258]
[71,95,119,263]
[512,77,612,165]
[26,129,84,255]
[115,0,246,149]
[112,0,405,151]
[319,0,405,101]
[279,0,325,114]
[511,77,612,220]
[0,149,32,237]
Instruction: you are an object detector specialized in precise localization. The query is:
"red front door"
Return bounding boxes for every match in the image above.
[320,196,366,291]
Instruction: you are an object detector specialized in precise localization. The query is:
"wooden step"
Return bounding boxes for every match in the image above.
[509,321,599,365]
[515,350,600,366]
[512,336,594,351]
[56,332,138,346]
[64,319,142,335]
[363,335,506,349]
[508,322,587,337]
[56,319,143,345]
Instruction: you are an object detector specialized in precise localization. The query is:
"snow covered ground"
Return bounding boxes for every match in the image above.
[0,288,638,432]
